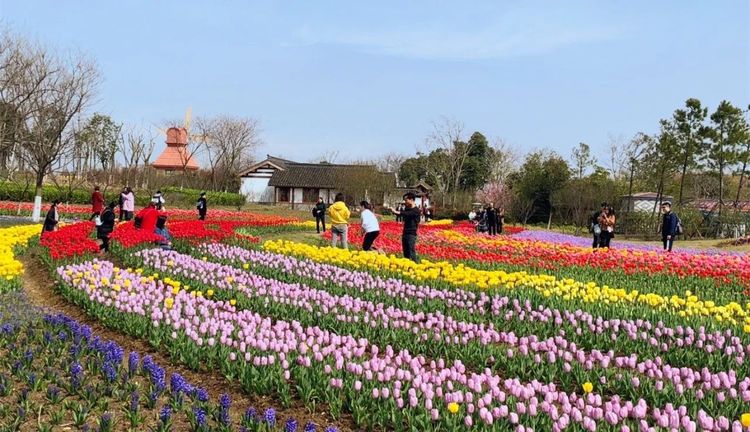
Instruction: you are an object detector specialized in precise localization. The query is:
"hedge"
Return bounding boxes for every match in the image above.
[0,182,245,207]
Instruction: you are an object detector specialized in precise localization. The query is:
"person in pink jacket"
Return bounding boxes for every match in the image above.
[121,187,135,221]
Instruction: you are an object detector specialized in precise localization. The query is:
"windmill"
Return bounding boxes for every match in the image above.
[151,107,206,173]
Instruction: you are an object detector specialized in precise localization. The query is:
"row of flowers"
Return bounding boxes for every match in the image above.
[0,304,339,431]
[263,240,750,331]
[55,258,749,431]
[195,243,750,374]
[0,224,41,291]
[129,247,749,412]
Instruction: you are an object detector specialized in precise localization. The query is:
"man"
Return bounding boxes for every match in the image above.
[90,186,104,221]
[390,192,421,262]
[196,192,207,220]
[661,201,679,252]
[486,204,498,236]
[498,207,505,234]
[313,197,327,233]
[327,193,351,248]
[590,202,608,248]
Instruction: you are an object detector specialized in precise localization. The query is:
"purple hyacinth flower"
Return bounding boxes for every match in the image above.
[264,408,276,426]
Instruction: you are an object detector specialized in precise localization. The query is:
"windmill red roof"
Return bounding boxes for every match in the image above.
[152,127,199,171]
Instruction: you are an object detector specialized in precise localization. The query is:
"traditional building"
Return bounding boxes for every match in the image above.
[390,180,432,208]
[239,155,395,207]
[152,127,199,173]
[620,192,673,213]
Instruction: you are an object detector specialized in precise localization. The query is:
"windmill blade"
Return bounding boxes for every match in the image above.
[184,106,192,133]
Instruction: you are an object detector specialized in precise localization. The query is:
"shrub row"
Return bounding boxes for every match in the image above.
[0,182,246,207]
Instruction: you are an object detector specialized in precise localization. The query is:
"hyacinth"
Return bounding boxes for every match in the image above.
[70,361,83,389]
[170,372,188,395]
[285,418,298,432]
[193,387,209,403]
[219,393,231,410]
[193,407,207,426]
[46,385,59,400]
[159,405,172,424]
[264,408,276,426]
[97,412,112,431]
[128,351,139,376]
[304,422,316,432]
[130,391,139,412]
[324,427,338,432]
[244,407,258,423]
[102,362,117,383]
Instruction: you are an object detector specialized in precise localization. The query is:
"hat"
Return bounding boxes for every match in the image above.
[662,201,672,207]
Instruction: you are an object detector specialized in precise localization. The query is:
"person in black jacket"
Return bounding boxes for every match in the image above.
[660,202,679,252]
[388,192,421,262]
[97,202,117,252]
[42,200,61,234]
[196,192,207,220]
[486,204,498,236]
[313,197,327,233]
[590,202,607,248]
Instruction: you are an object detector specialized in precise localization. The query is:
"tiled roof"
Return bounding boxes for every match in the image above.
[268,163,394,189]
[152,145,199,170]
[239,155,296,177]
[688,199,750,213]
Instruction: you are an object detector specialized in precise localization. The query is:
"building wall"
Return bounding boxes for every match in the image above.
[292,187,304,204]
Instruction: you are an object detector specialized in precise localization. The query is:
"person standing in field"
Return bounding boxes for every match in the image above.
[597,206,616,248]
[90,186,104,221]
[590,202,607,248]
[121,187,135,221]
[661,201,679,252]
[197,192,207,220]
[359,201,380,251]
[486,204,498,236]
[42,200,61,234]
[117,186,126,221]
[498,207,505,234]
[151,190,165,210]
[313,197,327,233]
[389,192,421,262]
[97,202,116,253]
[327,193,350,248]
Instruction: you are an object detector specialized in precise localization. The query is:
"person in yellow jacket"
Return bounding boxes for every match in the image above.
[327,193,351,248]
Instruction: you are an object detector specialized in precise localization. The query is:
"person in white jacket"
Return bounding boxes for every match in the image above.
[121,187,135,221]
[359,201,380,251]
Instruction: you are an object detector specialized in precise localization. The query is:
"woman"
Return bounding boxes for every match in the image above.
[97,202,117,253]
[151,190,165,210]
[42,200,61,234]
[327,193,350,249]
[154,215,172,250]
[90,186,104,221]
[359,201,380,251]
[121,187,135,221]
[597,206,616,248]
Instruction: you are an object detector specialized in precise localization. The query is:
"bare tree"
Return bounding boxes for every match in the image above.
[425,116,469,206]
[488,137,518,183]
[0,29,100,220]
[195,115,261,191]
[374,152,407,174]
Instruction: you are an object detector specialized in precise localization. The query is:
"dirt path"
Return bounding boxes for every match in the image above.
[20,251,355,431]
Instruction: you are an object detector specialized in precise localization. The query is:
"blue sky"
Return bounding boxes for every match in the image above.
[1,1,748,165]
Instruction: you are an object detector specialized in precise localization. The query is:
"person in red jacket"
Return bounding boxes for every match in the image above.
[90,186,104,220]
[136,203,160,232]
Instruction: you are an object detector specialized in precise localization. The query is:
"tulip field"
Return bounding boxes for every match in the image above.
[0,208,749,431]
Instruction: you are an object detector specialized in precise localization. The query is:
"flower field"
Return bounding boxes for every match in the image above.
[1,210,750,430]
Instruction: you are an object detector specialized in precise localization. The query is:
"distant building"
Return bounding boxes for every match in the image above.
[389,180,432,208]
[239,155,395,207]
[152,127,199,173]
[621,192,673,212]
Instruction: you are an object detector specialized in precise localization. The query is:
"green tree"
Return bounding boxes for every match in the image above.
[706,100,747,218]
[643,120,680,218]
[76,113,122,172]
[732,105,750,206]
[459,132,494,190]
[571,142,596,179]
[510,151,570,224]
[672,98,709,204]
